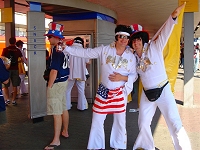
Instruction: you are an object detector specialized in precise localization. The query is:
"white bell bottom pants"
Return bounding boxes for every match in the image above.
[66,79,88,110]
[87,111,127,149]
[19,74,27,94]
[133,84,192,150]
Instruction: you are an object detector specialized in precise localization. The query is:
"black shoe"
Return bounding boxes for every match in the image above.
[12,101,17,106]
[21,93,28,96]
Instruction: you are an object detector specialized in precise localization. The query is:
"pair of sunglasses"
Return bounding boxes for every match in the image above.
[47,36,53,39]
[118,35,130,39]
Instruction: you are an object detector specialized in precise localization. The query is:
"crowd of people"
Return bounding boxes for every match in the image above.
[0,37,28,107]
[179,42,200,72]
[1,2,195,150]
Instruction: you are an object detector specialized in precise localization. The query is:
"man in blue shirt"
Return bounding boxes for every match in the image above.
[44,22,70,150]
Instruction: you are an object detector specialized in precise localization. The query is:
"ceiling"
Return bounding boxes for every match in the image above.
[0,0,200,39]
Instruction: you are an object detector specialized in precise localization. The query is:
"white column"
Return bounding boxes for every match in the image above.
[183,13,194,107]
[27,11,47,119]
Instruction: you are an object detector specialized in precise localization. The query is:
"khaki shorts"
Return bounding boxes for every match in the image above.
[4,70,20,87]
[47,80,68,115]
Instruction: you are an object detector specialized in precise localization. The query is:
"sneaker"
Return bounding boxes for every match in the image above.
[5,100,10,104]
[5,101,8,106]
[12,101,17,106]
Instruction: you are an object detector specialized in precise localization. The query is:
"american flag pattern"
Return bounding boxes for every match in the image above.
[130,24,143,33]
[49,22,64,32]
[93,83,125,114]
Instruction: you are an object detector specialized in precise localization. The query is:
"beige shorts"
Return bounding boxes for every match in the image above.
[47,80,68,115]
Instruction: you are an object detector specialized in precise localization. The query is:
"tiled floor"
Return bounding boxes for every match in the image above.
[0,68,199,150]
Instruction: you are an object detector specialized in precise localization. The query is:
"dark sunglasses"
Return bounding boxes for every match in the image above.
[47,36,53,39]
[118,35,130,39]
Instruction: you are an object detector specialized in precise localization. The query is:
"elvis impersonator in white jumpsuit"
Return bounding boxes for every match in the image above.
[66,37,90,111]
[61,25,138,150]
[127,3,191,150]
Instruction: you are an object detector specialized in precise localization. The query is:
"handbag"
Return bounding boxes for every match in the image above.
[43,68,51,81]
[43,49,52,81]
[18,57,26,74]
[143,81,168,102]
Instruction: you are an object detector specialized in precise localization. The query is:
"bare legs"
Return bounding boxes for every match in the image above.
[45,110,69,149]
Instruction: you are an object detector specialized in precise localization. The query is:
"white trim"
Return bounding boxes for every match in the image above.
[115,32,130,36]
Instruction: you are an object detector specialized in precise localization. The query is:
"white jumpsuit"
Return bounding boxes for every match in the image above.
[63,42,138,149]
[133,16,192,150]
[66,43,89,110]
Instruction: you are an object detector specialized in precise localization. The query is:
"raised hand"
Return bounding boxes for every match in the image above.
[56,41,66,52]
[172,2,186,18]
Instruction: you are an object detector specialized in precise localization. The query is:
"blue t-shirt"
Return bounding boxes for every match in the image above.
[0,59,9,112]
[49,46,70,83]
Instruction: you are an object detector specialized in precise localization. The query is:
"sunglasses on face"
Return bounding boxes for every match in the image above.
[118,35,130,39]
[132,38,142,43]
[47,36,53,39]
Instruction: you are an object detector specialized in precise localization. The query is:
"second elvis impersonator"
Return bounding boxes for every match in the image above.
[61,25,138,149]
[127,3,191,150]
[66,37,90,111]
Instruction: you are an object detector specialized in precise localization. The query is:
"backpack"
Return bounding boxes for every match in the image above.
[8,50,17,66]
[43,68,51,81]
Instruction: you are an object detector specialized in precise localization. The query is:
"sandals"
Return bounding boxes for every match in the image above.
[44,144,59,150]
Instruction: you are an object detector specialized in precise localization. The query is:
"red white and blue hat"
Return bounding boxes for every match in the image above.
[130,24,149,36]
[44,22,64,39]
[129,24,149,43]
[130,24,144,34]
